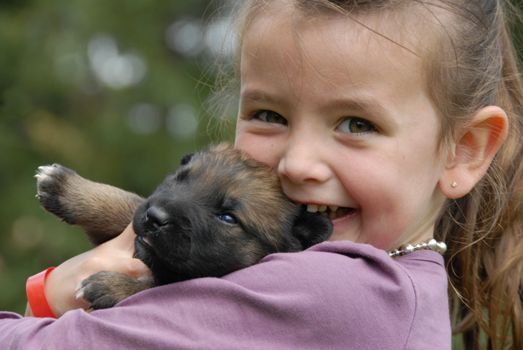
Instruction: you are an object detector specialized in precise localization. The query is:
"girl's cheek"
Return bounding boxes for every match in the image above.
[238,139,279,167]
[235,126,282,168]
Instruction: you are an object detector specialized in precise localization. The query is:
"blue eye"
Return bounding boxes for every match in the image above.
[217,213,238,225]
[338,117,376,134]
[253,110,287,125]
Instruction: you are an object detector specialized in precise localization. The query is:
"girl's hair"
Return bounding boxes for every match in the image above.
[222,0,523,348]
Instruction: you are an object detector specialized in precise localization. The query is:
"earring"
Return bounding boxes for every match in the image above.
[451,181,458,188]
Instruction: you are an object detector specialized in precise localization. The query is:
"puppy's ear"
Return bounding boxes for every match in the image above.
[291,211,332,249]
[180,153,194,165]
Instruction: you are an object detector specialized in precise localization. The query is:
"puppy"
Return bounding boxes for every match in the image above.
[36,144,332,309]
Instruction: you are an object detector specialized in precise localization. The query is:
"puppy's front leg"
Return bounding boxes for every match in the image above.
[77,271,154,310]
[36,164,144,245]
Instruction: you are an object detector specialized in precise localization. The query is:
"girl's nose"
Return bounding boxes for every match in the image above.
[277,141,331,184]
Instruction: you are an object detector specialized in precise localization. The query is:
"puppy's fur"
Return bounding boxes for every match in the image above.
[36,144,332,309]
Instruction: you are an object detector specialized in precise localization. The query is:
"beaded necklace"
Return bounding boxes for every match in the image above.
[388,239,447,258]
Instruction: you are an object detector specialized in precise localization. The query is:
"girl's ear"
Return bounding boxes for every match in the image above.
[439,106,508,199]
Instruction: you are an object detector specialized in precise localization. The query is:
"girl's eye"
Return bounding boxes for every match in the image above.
[217,213,238,225]
[338,117,376,134]
[252,110,287,125]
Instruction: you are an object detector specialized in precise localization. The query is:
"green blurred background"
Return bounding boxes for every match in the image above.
[0,0,237,314]
[0,1,522,348]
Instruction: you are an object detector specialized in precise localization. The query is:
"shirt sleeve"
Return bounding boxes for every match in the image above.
[0,242,421,350]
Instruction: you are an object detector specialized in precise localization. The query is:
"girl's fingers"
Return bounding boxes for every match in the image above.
[43,225,151,316]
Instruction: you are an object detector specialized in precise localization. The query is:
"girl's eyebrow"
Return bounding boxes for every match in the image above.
[325,95,388,117]
[239,89,284,105]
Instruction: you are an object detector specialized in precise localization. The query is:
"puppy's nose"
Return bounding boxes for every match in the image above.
[145,206,170,227]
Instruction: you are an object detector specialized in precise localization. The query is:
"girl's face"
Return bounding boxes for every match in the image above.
[235,6,448,249]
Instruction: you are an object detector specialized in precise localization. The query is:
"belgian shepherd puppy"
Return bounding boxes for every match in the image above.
[35,144,332,309]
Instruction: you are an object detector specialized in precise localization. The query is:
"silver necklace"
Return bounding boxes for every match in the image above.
[388,239,447,258]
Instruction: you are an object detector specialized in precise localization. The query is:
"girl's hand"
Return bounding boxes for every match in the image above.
[41,224,151,317]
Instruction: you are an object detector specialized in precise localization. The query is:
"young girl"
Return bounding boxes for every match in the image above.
[1,0,522,349]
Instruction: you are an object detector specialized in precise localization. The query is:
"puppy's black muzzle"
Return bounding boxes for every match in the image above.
[144,205,170,228]
[133,199,194,278]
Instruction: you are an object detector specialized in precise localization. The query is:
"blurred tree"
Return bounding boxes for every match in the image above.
[0,0,235,313]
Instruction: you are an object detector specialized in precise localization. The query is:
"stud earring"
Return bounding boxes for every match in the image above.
[451,181,458,188]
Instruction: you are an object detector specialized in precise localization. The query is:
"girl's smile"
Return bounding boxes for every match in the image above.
[234,5,449,250]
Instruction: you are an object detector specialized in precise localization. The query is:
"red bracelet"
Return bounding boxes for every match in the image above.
[26,267,57,318]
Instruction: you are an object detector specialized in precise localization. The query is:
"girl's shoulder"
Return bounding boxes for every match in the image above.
[220,240,451,350]
[242,240,448,295]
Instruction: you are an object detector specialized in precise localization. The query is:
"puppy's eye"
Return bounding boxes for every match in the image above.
[217,213,238,225]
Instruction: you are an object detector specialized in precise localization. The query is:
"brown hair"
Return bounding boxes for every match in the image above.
[221,0,523,348]
[424,2,523,349]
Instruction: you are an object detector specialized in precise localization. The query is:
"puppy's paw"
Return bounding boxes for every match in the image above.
[77,271,129,310]
[35,164,79,224]
[77,271,150,310]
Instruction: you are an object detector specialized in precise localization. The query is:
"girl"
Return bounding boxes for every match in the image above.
[2,0,522,349]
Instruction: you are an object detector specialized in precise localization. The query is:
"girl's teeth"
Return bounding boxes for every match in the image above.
[306,204,354,219]
[306,204,342,213]
[306,204,319,213]
[306,204,329,213]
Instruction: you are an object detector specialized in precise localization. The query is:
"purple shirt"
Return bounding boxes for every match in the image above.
[0,241,451,349]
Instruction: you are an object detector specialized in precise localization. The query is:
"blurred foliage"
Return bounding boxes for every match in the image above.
[0,0,235,314]
[0,1,522,349]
